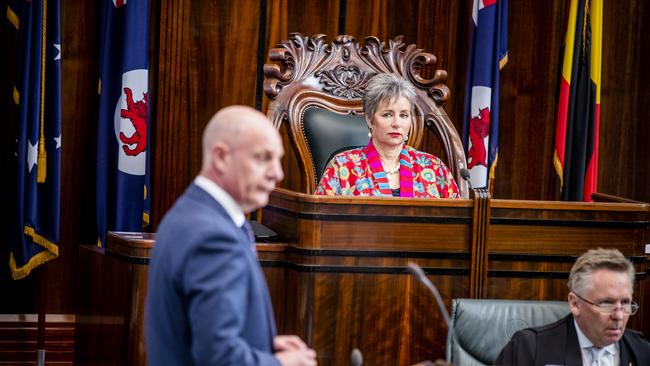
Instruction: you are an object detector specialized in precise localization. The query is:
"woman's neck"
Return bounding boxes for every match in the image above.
[372,139,401,170]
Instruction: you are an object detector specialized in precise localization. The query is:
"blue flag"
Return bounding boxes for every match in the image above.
[96,0,151,246]
[463,0,508,189]
[9,0,62,280]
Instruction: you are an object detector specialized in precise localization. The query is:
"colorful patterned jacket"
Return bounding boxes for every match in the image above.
[314,141,459,198]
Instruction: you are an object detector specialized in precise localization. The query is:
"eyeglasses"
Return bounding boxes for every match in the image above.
[574,293,639,315]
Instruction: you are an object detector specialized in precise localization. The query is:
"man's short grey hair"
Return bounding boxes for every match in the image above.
[363,73,417,119]
[567,248,635,295]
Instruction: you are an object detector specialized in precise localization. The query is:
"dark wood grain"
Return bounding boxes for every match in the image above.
[599,1,650,204]
[0,314,75,364]
[150,0,195,229]
[636,2,650,204]
[494,0,566,200]
[261,190,649,364]
[54,0,102,314]
[151,0,264,228]
[263,0,343,101]
[74,238,152,366]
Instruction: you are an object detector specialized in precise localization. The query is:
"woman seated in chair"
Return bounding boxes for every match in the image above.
[314,73,459,198]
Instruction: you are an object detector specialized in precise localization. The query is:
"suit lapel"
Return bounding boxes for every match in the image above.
[247,246,278,344]
[619,332,633,366]
[565,317,584,366]
[238,220,278,344]
[189,183,278,345]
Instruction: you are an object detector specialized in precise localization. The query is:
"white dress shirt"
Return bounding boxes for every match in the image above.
[575,319,619,366]
[194,175,246,228]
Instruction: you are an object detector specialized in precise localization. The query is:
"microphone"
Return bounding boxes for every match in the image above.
[350,348,363,366]
[406,262,455,364]
[460,168,474,191]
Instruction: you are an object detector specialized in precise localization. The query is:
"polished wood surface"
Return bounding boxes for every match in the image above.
[76,191,648,365]
[74,233,154,366]
[261,189,649,364]
[469,189,490,298]
[0,314,74,365]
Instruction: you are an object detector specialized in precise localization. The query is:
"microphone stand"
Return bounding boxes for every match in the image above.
[406,262,456,364]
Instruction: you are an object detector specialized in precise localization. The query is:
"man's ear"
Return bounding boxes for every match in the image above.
[568,292,580,317]
[211,142,229,173]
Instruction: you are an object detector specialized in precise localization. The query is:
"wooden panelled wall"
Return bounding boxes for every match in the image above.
[1,0,649,324]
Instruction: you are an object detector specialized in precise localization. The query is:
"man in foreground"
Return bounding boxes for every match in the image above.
[495,248,650,365]
[146,106,317,365]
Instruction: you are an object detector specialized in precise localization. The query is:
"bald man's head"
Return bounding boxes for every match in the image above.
[202,106,264,164]
[200,105,284,212]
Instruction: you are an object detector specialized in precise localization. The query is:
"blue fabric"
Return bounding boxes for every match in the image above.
[9,0,61,279]
[96,0,151,246]
[462,0,508,188]
[146,184,280,366]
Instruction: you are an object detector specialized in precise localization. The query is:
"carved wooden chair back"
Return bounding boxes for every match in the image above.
[264,33,469,197]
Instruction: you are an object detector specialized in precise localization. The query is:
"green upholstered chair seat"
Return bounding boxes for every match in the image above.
[446,298,570,366]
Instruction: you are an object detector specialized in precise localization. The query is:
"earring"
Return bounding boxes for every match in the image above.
[367,128,372,138]
[404,134,409,142]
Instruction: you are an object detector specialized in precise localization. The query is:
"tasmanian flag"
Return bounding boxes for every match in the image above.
[96,0,151,246]
[8,0,61,279]
[463,0,508,190]
[554,0,602,201]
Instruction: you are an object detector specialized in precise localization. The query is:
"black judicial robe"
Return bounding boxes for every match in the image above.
[494,314,650,366]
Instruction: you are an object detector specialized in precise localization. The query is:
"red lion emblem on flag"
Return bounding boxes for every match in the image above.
[119,87,147,156]
[467,107,490,169]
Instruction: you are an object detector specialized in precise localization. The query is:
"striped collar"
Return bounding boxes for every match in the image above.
[363,140,414,197]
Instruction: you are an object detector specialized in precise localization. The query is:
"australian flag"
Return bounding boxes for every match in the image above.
[9,0,62,280]
[96,0,151,246]
[463,0,508,190]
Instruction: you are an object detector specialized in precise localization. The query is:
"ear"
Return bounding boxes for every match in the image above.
[568,292,580,317]
[211,142,229,173]
[365,114,373,129]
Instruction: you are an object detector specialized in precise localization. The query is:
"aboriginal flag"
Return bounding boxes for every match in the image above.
[554,0,602,201]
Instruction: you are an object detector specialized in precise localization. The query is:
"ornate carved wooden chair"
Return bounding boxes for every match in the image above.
[264,33,469,197]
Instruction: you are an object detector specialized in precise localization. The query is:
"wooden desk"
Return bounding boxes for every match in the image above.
[261,189,649,365]
[74,189,649,365]
[74,233,154,366]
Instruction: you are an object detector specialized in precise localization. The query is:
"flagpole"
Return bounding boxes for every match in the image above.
[36,265,47,366]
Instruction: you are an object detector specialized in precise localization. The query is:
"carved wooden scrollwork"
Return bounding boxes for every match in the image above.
[357,36,449,104]
[315,65,371,99]
[264,33,334,99]
[264,32,449,104]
